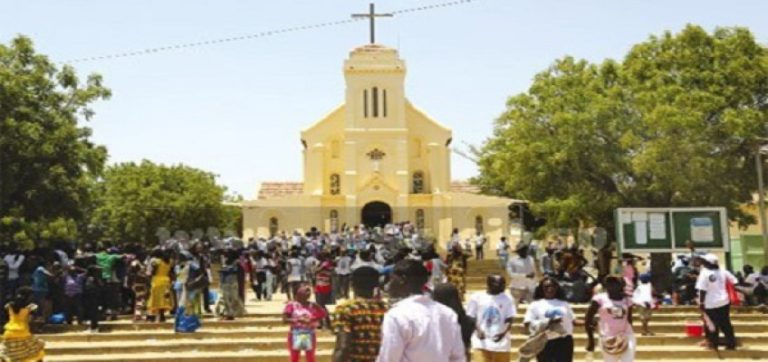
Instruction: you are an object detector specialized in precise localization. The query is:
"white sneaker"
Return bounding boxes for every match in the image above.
[87,328,98,334]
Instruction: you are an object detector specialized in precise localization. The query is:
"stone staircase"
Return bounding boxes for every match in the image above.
[37,258,768,361]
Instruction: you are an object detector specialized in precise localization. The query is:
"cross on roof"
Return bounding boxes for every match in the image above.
[351,3,393,44]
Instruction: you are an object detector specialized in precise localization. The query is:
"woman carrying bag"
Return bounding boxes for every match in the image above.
[175,248,208,333]
[585,276,635,362]
[523,277,577,362]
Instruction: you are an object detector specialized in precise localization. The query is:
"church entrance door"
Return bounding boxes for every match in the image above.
[361,201,392,228]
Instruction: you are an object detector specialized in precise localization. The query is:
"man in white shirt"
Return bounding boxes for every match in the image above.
[290,230,303,249]
[4,251,25,295]
[474,232,486,260]
[736,265,759,305]
[351,249,382,273]
[335,251,353,299]
[285,251,304,300]
[506,243,536,305]
[411,233,425,252]
[377,259,466,362]
[696,253,737,350]
[278,233,290,252]
[467,274,516,362]
[448,228,461,253]
[256,238,268,253]
[373,243,388,265]
[303,254,319,285]
[496,237,510,269]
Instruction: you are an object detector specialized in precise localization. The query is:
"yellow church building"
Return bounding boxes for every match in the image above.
[242,43,521,248]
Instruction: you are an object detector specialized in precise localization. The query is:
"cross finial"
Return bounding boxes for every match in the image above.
[351,3,393,44]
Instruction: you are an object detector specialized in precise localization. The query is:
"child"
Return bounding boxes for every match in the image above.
[282,282,327,362]
[0,287,45,362]
[633,272,656,336]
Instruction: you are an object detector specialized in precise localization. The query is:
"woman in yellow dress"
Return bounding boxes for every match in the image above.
[1,287,45,362]
[446,244,468,301]
[147,249,173,322]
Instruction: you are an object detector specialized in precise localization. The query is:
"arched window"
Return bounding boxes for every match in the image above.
[269,217,279,238]
[412,171,425,194]
[416,209,425,230]
[330,173,341,195]
[363,89,369,118]
[330,210,339,232]
[372,87,379,118]
[475,215,484,234]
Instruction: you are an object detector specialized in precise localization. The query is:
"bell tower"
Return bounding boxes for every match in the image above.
[343,45,406,129]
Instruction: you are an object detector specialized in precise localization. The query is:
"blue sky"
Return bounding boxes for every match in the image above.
[2,0,767,198]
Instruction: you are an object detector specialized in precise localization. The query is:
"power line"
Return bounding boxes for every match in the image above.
[60,0,479,64]
[390,0,476,15]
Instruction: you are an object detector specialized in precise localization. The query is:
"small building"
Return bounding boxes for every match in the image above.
[729,196,768,270]
[242,43,521,248]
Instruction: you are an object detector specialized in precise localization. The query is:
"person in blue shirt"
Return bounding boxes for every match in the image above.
[31,259,55,323]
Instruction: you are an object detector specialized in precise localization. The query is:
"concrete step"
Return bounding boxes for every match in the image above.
[45,337,338,356]
[40,318,768,334]
[39,328,298,343]
[40,330,768,347]
[36,285,768,362]
[102,308,768,323]
[42,347,768,362]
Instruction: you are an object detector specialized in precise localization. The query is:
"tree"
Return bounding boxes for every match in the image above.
[90,160,236,244]
[475,25,768,232]
[0,36,110,248]
[222,193,244,238]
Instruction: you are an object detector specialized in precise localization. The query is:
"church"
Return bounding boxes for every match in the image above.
[241,42,521,248]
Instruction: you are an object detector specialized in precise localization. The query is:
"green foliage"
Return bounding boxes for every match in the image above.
[475,25,768,232]
[222,193,244,238]
[0,36,110,248]
[90,160,238,244]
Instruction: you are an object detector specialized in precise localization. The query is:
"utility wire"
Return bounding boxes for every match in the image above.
[60,0,478,64]
[390,0,476,15]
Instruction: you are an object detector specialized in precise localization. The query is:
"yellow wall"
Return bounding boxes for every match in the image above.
[729,203,766,236]
[242,44,518,250]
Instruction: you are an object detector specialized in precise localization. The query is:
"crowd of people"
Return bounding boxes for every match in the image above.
[0,221,765,362]
[279,224,766,362]
[0,240,217,361]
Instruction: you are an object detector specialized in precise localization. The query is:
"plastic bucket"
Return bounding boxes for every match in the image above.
[208,290,218,305]
[685,321,704,337]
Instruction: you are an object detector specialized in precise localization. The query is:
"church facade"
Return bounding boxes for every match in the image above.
[242,44,521,247]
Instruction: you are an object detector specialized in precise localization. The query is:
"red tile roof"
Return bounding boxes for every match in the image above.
[449,180,481,194]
